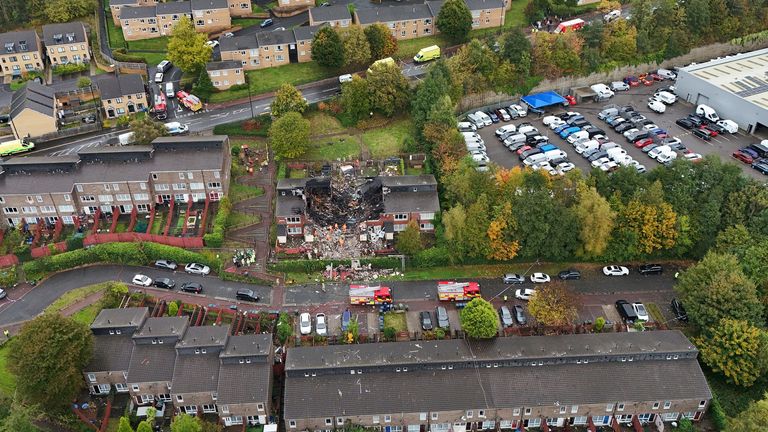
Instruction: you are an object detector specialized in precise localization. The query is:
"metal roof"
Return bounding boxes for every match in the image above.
[682,48,768,109]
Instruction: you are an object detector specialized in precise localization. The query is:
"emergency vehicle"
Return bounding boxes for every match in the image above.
[437,281,481,301]
[349,285,393,305]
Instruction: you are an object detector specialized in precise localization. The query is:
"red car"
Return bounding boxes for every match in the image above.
[699,125,719,137]
[634,138,654,148]
[623,76,640,87]
[649,73,664,81]
[516,145,532,155]
[732,151,754,164]
[564,95,577,105]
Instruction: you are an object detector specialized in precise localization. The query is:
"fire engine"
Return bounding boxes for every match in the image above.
[153,92,167,120]
[437,281,481,301]
[349,285,393,305]
[176,90,203,112]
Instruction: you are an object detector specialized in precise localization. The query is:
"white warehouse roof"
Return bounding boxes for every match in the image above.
[681,48,768,110]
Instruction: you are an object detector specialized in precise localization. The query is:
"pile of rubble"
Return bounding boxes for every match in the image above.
[299,222,390,259]
[322,261,403,282]
[306,174,383,227]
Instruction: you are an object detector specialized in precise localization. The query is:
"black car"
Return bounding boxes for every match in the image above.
[747,144,768,158]
[236,288,260,302]
[154,259,178,270]
[675,118,694,129]
[260,18,274,28]
[587,151,609,162]
[692,128,711,141]
[420,311,433,331]
[513,305,527,325]
[705,122,727,134]
[615,122,635,133]
[519,148,542,161]
[686,115,705,127]
[615,300,638,322]
[753,160,768,175]
[558,269,581,280]
[508,142,526,152]
[570,119,590,129]
[638,264,663,275]
[0,114,9,124]
[180,282,203,293]
[671,298,688,322]
[566,115,585,125]
[584,126,605,138]
[628,131,650,143]
[486,110,500,123]
[619,105,635,113]
[153,278,176,289]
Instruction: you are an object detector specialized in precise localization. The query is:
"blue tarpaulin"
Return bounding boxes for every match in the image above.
[521,91,567,109]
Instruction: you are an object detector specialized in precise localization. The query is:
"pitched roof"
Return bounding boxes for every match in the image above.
[87,334,135,372]
[218,362,271,404]
[191,0,228,10]
[10,82,55,120]
[221,334,272,358]
[425,0,445,16]
[127,344,178,383]
[464,0,505,10]
[206,60,242,71]
[94,74,146,100]
[110,0,139,5]
[120,6,157,19]
[176,325,229,349]
[308,5,351,23]
[284,358,711,419]
[220,34,259,52]
[355,4,432,24]
[277,178,308,190]
[91,307,149,330]
[276,195,305,217]
[380,175,437,187]
[293,24,326,42]
[383,191,439,214]
[256,29,296,46]
[0,30,39,54]
[157,1,192,14]
[171,353,221,393]
[42,22,88,47]
[133,316,189,339]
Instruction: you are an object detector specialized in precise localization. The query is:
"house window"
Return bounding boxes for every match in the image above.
[653,402,660,410]
[394,213,408,220]
[158,394,171,402]
[478,410,485,418]
[202,404,217,413]
[115,383,128,392]
[419,413,427,421]
[572,416,587,425]
[337,418,344,424]
[3,208,18,215]
[384,415,392,423]
[325,419,332,426]
[606,404,614,412]
[287,227,302,235]
[513,408,520,416]
[617,403,625,411]
[664,401,672,409]
[559,406,567,414]
[289,421,296,428]
[257,403,265,411]
[481,421,495,430]
[466,411,473,418]
[177,395,184,402]
[139,394,154,404]
[132,384,139,391]
[87,373,96,382]
[431,413,438,420]
[699,400,706,408]
[373,416,380,424]
[524,408,531,415]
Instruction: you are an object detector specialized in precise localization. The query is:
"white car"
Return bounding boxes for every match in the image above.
[610,81,630,91]
[603,265,630,276]
[684,153,703,162]
[496,124,517,137]
[205,40,219,48]
[649,145,671,160]
[299,312,312,335]
[184,262,211,275]
[508,104,527,118]
[154,72,164,83]
[132,274,153,287]
[632,303,649,321]
[315,313,327,336]
[716,119,738,134]
[643,124,659,131]
[604,9,622,22]
[497,108,512,122]
[0,288,6,300]
[591,157,611,168]
[548,118,566,129]
[648,100,666,113]
[515,288,536,301]
[599,160,619,172]
[530,272,551,283]
[623,128,639,139]
[223,32,235,38]
[542,115,561,126]
[556,162,576,174]
[338,74,353,83]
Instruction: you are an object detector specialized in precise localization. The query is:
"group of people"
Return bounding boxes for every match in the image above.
[532,16,560,33]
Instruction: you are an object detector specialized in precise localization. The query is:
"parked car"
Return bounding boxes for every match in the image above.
[530,272,551,283]
[155,259,178,270]
[638,264,663,275]
[615,300,638,322]
[615,123,635,134]
[205,40,219,48]
[692,128,711,141]
[153,278,175,289]
[513,305,527,325]
[642,144,658,154]
[420,311,433,331]
[496,108,511,122]
[675,118,694,129]
[299,312,312,335]
[738,147,759,160]
[671,298,688,322]
[632,303,650,321]
[315,313,327,336]
[503,273,525,284]
[132,274,152,287]
[184,262,210,275]
[499,306,514,327]
[623,76,640,87]
[732,151,754,164]
[436,306,450,329]
[515,288,535,301]
[260,18,274,28]
[236,288,260,302]
[558,269,581,280]
[508,104,527,118]
[699,125,719,137]
[684,153,703,163]
[648,100,666,113]
[0,289,6,300]
[753,159,768,175]
[154,72,164,83]
[486,110,500,123]
[603,265,630,276]
[180,282,203,293]
[633,138,654,149]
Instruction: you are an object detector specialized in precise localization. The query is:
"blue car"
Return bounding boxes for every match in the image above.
[559,126,580,139]
[554,124,572,134]
[538,144,558,152]
[649,128,668,136]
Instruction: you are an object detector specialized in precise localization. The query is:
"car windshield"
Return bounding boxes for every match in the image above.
[636,305,647,314]
[300,316,310,325]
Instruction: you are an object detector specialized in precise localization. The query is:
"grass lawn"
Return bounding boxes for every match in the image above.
[252,3,268,13]
[228,211,262,227]
[44,284,107,315]
[302,134,360,161]
[9,81,26,91]
[405,166,424,175]
[150,213,165,235]
[230,182,265,202]
[132,52,167,67]
[127,36,168,51]
[502,0,529,28]
[71,303,102,326]
[395,35,451,61]
[233,18,265,28]
[210,62,337,103]
[383,311,408,332]
[361,117,413,159]
[308,112,346,136]
[105,18,126,49]
[398,263,575,281]
[0,345,16,396]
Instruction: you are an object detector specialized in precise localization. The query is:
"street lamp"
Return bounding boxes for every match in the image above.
[247,81,254,119]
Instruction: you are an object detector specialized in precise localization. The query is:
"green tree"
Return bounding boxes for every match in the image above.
[77,77,92,88]
[364,23,398,60]
[101,281,129,309]
[118,417,135,432]
[44,0,93,23]
[167,301,179,317]
[8,314,93,410]
[311,26,344,68]
[365,61,409,117]
[527,282,580,326]
[396,220,423,255]
[0,402,40,432]
[464,193,492,259]
[696,319,768,387]
[675,252,764,332]
[129,116,169,146]
[437,0,473,42]
[339,25,371,67]
[268,112,310,159]
[501,27,531,64]
[171,414,202,432]
[573,183,615,257]
[412,62,451,138]
[192,69,216,102]
[340,75,371,124]
[270,83,308,117]
[600,19,638,63]
[167,16,212,74]
[685,0,712,38]
[460,298,499,339]
[726,394,768,432]
[137,421,153,432]
[442,204,468,263]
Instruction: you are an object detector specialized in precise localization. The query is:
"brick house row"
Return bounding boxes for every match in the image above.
[84,308,273,427]
[114,0,252,41]
[0,136,230,229]
[0,22,91,78]
[284,331,712,431]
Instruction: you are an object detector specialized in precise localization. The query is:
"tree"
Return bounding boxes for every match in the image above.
[597,0,621,12]
[8,314,93,409]
[364,23,398,60]
[365,62,409,117]
[396,220,423,255]
[338,25,371,67]
[167,16,212,73]
[460,298,499,339]
[137,422,153,432]
[0,402,39,432]
[412,62,452,136]
[437,0,473,42]
[192,69,216,103]
[101,281,129,309]
[311,26,344,68]
[130,116,169,145]
[118,417,135,432]
[44,0,93,23]
[726,394,768,432]
[77,77,91,88]
[527,282,580,326]
[270,84,308,117]
[463,193,492,259]
[600,19,638,63]
[487,202,520,261]
[442,204,468,263]
[269,112,310,159]
[675,252,764,332]
[167,301,179,317]
[340,75,371,124]
[171,414,202,432]
[501,27,531,64]
[696,319,768,387]
[573,183,615,256]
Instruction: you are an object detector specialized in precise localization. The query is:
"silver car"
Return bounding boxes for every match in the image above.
[499,306,514,327]
[435,306,450,329]
[502,273,525,284]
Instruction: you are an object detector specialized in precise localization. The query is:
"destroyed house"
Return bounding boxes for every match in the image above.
[283,331,712,431]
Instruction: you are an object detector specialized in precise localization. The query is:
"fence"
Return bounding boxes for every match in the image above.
[30,242,67,259]
[84,233,204,248]
[0,255,19,268]
[35,123,101,143]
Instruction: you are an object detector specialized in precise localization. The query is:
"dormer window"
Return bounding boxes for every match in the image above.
[54,34,63,43]
[5,43,14,53]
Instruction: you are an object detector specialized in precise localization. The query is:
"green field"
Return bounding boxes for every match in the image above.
[308,112,346,136]
[303,135,360,161]
[395,35,451,60]
[361,118,413,159]
[71,303,102,326]
[210,62,337,103]
[0,346,16,396]
[105,18,126,49]
[128,36,169,51]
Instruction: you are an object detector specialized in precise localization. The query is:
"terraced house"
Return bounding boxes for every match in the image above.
[93,74,148,119]
[0,30,44,78]
[156,1,193,36]
[42,22,91,65]
[355,5,435,40]
[219,26,321,71]
[109,0,159,25]
[117,0,250,40]
[308,5,352,27]
[206,61,244,90]
[284,331,712,431]
[191,0,233,33]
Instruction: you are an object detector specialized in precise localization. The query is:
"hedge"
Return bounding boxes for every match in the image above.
[270,257,401,274]
[708,393,727,431]
[23,242,221,281]
[410,246,451,268]
[203,197,231,247]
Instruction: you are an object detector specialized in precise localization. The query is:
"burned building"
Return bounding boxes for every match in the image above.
[275,174,439,257]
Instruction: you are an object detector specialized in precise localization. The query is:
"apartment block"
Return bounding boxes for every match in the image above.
[308,5,352,27]
[465,0,505,29]
[109,0,159,25]
[0,136,230,228]
[355,5,435,40]
[191,0,232,34]
[93,74,148,119]
[276,0,314,9]
[42,22,91,65]
[156,1,193,36]
[227,0,253,17]
[120,6,160,41]
[206,61,244,90]
[255,30,295,68]
[9,82,58,140]
[0,30,44,78]
[284,331,712,431]
[292,25,323,63]
[219,27,305,70]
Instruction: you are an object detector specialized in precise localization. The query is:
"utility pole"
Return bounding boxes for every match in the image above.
[247,82,254,119]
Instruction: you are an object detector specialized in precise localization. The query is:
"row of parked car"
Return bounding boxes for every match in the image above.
[460,104,528,172]
[731,140,768,174]
[492,121,576,176]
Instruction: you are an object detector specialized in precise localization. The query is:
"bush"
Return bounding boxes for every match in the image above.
[0,266,18,287]
[167,301,179,317]
[203,197,231,248]
[111,49,147,63]
[708,393,727,431]
[411,247,451,268]
[52,63,88,76]
[276,313,292,344]
[14,244,31,262]
[271,257,400,274]
[228,83,249,92]
[77,77,92,88]
[65,234,84,251]
[594,316,606,332]
[383,326,396,341]
[434,327,446,339]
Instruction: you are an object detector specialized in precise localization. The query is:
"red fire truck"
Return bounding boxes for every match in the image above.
[349,285,393,305]
[437,281,481,301]
[554,18,586,34]
[153,92,167,120]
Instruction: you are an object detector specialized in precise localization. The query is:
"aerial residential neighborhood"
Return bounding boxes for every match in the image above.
[0,0,767,430]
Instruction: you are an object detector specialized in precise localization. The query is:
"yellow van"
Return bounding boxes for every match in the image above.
[367,57,396,73]
[413,45,441,63]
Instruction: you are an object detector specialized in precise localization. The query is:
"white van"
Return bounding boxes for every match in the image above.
[475,111,492,126]
[696,104,719,122]
[523,153,548,166]
[496,124,517,137]
[575,140,598,155]
[544,149,567,161]
[716,119,738,133]
[655,91,677,104]
[657,151,677,164]
[603,9,621,22]
[462,132,482,141]
[504,134,527,148]
[649,145,671,160]
[458,122,477,132]
[606,147,627,160]
[466,142,486,152]
[339,74,353,83]
[566,130,589,144]
[518,125,538,135]
[590,83,615,100]
[656,68,677,80]
[467,113,485,129]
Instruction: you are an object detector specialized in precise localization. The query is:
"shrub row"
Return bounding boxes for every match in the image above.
[271,256,401,274]
[111,48,147,63]
[219,270,272,286]
[203,197,231,248]
[212,114,272,137]
[52,63,88,75]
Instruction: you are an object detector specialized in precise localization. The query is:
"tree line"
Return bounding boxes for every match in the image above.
[0,0,95,27]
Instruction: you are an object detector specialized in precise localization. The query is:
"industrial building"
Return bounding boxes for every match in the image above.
[675,47,768,135]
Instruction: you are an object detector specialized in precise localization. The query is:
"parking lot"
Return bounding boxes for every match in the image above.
[471,81,767,180]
